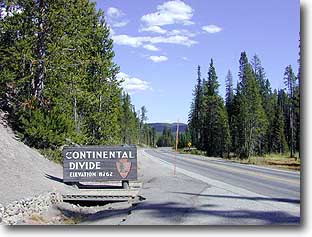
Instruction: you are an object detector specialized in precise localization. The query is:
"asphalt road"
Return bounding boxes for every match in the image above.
[145,147,300,204]
[80,148,300,225]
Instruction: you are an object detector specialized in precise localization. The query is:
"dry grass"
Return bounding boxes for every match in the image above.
[229,153,300,171]
[60,210,84,225]
[62,216,83,225]
[29,214,48,224]
[180,148,300,171]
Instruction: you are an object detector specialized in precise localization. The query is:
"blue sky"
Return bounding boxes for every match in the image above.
[95,0,300,124]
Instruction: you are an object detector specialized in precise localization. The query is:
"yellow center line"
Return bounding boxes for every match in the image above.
[159,151,300,186]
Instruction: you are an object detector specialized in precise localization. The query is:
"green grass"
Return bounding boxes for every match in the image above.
[178,148,206,156]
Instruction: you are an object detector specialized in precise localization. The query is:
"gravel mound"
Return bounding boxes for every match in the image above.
[0,111,74,207]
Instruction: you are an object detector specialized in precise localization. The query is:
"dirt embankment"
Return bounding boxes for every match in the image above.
[0,111,77,224]
[0,112,73,206]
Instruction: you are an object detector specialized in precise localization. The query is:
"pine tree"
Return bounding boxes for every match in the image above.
[120,93,137,144]
[201,59,230,157]
[151,127,157,147]
[188,65,203,149]
[225,69,234,154]
[156,127,174,147]
[238,52,248,82]
[0,0,35,115]
[225,70,234,114]
[251,55,273,154]
[295,37,301,154]
[284,65,297,157]
[139,105,148,144]
[235,54,267,158]
[271,90,288,154]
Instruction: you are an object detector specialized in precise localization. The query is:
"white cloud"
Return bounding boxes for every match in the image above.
[167,29,196,37]
[140,27,197,38]
[112,35,143,47]
[202,25,222,33]
[149,35,197,46]
[149,56,168,63]
[112,21,129,28]
[182,56,189,61]
[117,72,151,93]
[143,44,160,51]
[141,0,194,27]
[140,26,167,34]
[106,7,129,28]
[110,2,198,50]
[107,7,123,18]
[112,34,197,48]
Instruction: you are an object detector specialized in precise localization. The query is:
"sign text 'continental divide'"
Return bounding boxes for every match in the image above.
[65,150,136,160]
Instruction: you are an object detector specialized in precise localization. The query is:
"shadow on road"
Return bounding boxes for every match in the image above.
[57,200,300,225]
[171,192,300,204]
[128,201,300,225]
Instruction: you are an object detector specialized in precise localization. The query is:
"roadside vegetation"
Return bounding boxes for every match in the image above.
[185,51,300,161]
[0,0,156,163]
[156,51,300,169]
[243,154,300,171]
[179,148,300,171]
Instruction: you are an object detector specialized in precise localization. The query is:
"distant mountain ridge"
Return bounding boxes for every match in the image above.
[148,123,187,134]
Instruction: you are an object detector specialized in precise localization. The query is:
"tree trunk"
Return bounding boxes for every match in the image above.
[290,104,294,158]
[73,96,78,133]
[34,0,46,103]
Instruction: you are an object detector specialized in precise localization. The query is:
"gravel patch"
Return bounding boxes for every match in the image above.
[0,192,62,225]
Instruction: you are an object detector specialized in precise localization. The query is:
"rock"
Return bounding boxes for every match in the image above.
[0,203,4,213]
[16,213,23,222]
[1,192,62,225]
[6,207,19,216]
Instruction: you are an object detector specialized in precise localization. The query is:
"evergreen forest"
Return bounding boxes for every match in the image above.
[0,0,156,162]
[188,52,300,159]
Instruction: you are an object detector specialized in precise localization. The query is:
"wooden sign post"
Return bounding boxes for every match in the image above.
[174,120,179,176]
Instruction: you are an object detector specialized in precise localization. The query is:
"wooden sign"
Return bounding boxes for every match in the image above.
[63,145,137,182]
